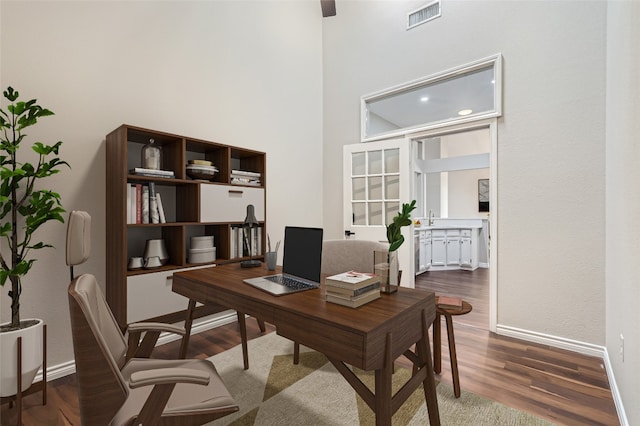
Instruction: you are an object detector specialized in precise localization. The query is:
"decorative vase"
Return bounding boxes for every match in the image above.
[0,318,44,397]
[141,138,162,170]
[374,250,399,294]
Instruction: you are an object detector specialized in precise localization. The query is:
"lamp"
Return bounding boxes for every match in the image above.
[241,204,261,268]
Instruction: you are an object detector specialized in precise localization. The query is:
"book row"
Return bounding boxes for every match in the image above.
[229,225,263,260]
[126,182,167,224]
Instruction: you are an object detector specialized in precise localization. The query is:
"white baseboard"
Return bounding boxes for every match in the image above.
[497,324,627,425]
[602,347,629,426]
[496,324,605,357]
[33,310,238,383]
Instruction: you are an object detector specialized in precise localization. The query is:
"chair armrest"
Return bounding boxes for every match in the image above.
[129,367,209,389]
[127,322,186,336]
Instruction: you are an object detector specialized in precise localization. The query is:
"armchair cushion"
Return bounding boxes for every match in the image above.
[113,358,237,424]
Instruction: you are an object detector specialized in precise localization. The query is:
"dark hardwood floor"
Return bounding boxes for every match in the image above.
[2,269,619,425]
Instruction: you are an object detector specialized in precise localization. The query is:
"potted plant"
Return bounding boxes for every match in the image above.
[375,200,417,292]
[0,87,68,397]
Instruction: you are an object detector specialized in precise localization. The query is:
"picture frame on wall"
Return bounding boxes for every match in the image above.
[478,179,489,212]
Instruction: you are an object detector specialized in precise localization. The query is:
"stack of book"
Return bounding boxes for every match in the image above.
[230,169,261,186]
[325,271,381,308]
[129,167,175,179]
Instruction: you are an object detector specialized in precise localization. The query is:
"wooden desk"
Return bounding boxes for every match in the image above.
[172,264,440,426]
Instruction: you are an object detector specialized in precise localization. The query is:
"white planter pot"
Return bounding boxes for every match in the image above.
[0,318,44,397]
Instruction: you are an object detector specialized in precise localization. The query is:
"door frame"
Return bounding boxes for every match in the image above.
[408,118,498,332]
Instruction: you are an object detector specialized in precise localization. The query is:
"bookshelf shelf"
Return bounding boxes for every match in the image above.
[106,124,266,328]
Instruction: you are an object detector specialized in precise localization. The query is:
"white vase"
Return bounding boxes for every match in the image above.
[0,318,44,397]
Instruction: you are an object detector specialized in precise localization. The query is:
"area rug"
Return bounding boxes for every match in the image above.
[206,333,553,426]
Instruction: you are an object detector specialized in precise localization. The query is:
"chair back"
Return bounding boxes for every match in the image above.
[68,274,128,425]
[321,239,389,276]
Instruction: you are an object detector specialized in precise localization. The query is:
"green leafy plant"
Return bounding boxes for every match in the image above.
[386,200,417,252]
[0,87,69,331]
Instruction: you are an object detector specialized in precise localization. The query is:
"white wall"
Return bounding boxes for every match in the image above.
[322,0,606,347]
[606,1,640,424]
[447,169,489,219]
[0,1,323,367]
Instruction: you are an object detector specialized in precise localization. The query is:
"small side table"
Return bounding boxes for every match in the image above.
[433,299,472,398]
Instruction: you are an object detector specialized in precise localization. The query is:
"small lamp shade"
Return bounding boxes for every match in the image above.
[244,204,258,228]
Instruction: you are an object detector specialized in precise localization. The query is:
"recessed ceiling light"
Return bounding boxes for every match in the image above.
[458,109,473,116]
[420,96,429,102]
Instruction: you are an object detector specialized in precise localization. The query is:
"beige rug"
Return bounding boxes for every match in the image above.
[206,333,554,426]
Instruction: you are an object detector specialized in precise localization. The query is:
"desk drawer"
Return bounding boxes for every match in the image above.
[276,311,364,368]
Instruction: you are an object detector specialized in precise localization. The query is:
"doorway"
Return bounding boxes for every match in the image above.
[410,120,497,331]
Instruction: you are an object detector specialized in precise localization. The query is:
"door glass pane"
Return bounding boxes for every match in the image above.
[352,202,366,225]
[352,177,366,200]
[368,176,382,200]
[368,150,383,174]
[385,202,399,225]
[384,175,399,199]
[352,152,366,175]
[362,57,500,140]
[384,148,400,173]
[368,202,383,225]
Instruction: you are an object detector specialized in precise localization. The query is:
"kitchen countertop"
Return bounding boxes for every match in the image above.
[414,224,483,231]
[414,218,485,231]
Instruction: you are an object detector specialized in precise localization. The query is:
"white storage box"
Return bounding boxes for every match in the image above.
[191,235,214,249]
[188,247,216,264]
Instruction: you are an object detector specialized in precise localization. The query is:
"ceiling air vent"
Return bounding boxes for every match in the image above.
[407,0,441,30]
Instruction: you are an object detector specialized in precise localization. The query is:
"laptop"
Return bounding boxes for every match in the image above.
[244,226,323,296]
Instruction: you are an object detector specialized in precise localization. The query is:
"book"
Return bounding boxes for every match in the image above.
[129,167,175,178]
[325,271,380,290]
[129,184,137,224]
[326,281,381,297]
[135,184,142,224]
[437,295,463,310]
[326,288,381,308]
[126,183,132,224]
[156,192,166,223]
[231,169,261,178]
[148,182,160,224]
[142,186,149,224]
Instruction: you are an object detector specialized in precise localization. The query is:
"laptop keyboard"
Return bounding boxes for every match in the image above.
[266,275,316,290]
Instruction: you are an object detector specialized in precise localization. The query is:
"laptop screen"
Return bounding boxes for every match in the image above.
[282,226,323,282]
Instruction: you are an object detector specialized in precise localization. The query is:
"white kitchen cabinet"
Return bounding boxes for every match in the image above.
[445,230,461,267]
[431,230,447,267]
[415,230,432,273]
[415,226,480,273]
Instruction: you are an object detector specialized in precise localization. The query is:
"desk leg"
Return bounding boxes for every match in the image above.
[237,312,249,370]
[374,333,393,426]
[433,312,442,373]
[419,309,441,426]
[179,299,196,359]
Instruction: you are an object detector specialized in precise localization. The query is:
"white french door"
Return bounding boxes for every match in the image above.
[343,138,414,287]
